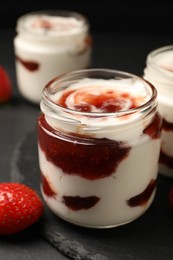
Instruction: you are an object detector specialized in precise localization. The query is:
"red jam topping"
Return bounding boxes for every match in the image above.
[57,87,146,113]
[32,19,53,30]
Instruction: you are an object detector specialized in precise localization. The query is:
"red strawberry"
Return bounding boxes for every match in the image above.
[0,182,44,235]
[168,184,173,211]
[0,65,12,103]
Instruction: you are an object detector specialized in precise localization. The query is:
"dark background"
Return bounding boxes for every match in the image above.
[1,1,173,34]
[2,1,173,80]
[1,2,173,260]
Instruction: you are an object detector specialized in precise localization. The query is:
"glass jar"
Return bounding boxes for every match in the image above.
[144,45,173,178]
[38,68,162,228]
[14,10,92,104]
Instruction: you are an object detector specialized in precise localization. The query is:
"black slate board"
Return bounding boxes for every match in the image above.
[10,130,173,260]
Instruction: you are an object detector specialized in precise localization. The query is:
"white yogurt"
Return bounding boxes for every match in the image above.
[144,45,173,178]
[38,69,161,228]
[14,11,92,104]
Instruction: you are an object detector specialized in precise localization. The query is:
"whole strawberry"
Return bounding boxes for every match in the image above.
[0,182,44,235]
[0,65,12,103]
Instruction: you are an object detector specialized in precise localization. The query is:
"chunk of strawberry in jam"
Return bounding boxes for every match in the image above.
[63,195,100,210]
[127,179,157,207]
[41,173,56,197]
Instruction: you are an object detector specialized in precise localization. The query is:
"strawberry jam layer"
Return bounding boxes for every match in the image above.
[38,114,131,180]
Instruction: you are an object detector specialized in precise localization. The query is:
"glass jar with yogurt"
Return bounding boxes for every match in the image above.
[38,68,162,228]
[14,10,92,104]
[143,45,173,178]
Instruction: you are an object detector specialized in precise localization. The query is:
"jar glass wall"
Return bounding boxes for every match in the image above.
[38,68,162,228]
[144,45,173,178]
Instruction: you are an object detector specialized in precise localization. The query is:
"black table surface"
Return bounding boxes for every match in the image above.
[1,29,173,260]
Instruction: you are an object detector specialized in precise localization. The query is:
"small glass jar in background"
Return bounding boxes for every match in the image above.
[144,45,173,178]
[13,10,92,104]
[38,68,162,228]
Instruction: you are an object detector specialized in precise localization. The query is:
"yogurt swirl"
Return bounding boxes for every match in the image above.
[55,78,151,113]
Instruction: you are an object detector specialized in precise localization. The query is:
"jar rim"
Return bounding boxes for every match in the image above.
[16,10,89,39]
[147,45,173,72]
[41,68,157,121]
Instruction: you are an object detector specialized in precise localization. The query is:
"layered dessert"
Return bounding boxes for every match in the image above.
[14,11,92,104]
[144,46,173,177]
[38,74,162,228]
